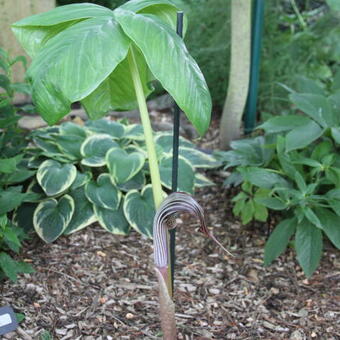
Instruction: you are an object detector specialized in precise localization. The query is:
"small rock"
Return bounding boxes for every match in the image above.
[290,330,305,340]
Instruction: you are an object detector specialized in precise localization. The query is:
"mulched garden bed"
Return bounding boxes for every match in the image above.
[1,110,340,339]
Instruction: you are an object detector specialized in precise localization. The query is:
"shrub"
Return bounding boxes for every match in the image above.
[216,79,340,277]
[23,118,220,243]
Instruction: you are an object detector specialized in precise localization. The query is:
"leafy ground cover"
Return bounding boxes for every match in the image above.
[1,113,339,340]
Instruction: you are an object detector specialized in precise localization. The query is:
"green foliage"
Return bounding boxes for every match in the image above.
[218,81,340,277]
[24,119,220,243]
[260,1,340,114]
[12,0,211,136]
[0,48,35,282]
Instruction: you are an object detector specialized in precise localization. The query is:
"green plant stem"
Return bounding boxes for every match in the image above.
[128,48,172,294]
[128,48,163,209]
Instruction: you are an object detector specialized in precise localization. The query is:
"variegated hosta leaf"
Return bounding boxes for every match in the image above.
[123,124,144,141]
[179,147,221,169]
[94,201,130,235]
[106,147,145,184]
[194,173,215,188]
[81,134,119,167]
[117,171,146,192]
[155,132,195,153]
[70,171,92,191]
[55,122,88,160]
[159,155,195,193]
[12,3,113,57]
[85,119,125,139]
[34,195,74,243]
[123,185,156,237]
[37,160,77,196]
[85,174,121,210]
[64,186,96,235]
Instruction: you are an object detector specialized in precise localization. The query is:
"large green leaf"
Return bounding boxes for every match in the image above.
[37,160,77,196]
[285,119,324,152]
[123,184,156,237]
[94,201,130,235]
[315,208,340,249]
[115,10,211,135]
[81,134,119,167]
[85,174,121,210]
[82,48,154,117]
[289,93,337,128]
[34,195,74,243]
[295,220,323,277]
[257,115,311,134]
[12,3,113,57]
[178,147,221,168]
[238,167,288,189]
[106,147,145,184]
[121,0,187,31]
[64,186,96,235]
[27,16,130,124]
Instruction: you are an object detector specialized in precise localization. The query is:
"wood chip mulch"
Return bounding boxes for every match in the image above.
[1,111,340,340]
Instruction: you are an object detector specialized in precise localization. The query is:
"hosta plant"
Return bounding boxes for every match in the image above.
[217,86,340,277]
[12,0,211,216]
[23,119,220,243]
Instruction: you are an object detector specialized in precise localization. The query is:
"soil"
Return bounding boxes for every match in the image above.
[1,111,340,340]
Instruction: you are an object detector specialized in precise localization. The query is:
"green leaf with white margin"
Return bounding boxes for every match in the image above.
[117,171,146,192]
[81,134,119,167]
[285,119,324,152]
[12,3,113,57]
[159,155,195,193]
[315,208,340,249]
[70,171,92,190]
[155,132,194,153]
[85,174,121,210]
[194,173,215,188]
[34,195,74,243]
[123,124,145,141]
[264,217,296,266]
[26,16,130,124]
[94,201,130,235]
[295,219,323,277]
[82,48,154,117]
[64,186,96,235]
[106,147,145,184]
[85,119,125,139]
[115,10,211,136]
[123,184,156,237]
[37,160,77,196]
[54,122,88,159]
[179,147,221,168]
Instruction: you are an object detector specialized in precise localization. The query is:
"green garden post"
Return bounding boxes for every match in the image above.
[244,0,265,133]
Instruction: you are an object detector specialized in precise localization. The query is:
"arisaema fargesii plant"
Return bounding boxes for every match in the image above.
[12,0,211,212]
[12,0,220,334]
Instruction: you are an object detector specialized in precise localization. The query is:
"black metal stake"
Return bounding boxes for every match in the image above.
[169,11,184,293]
